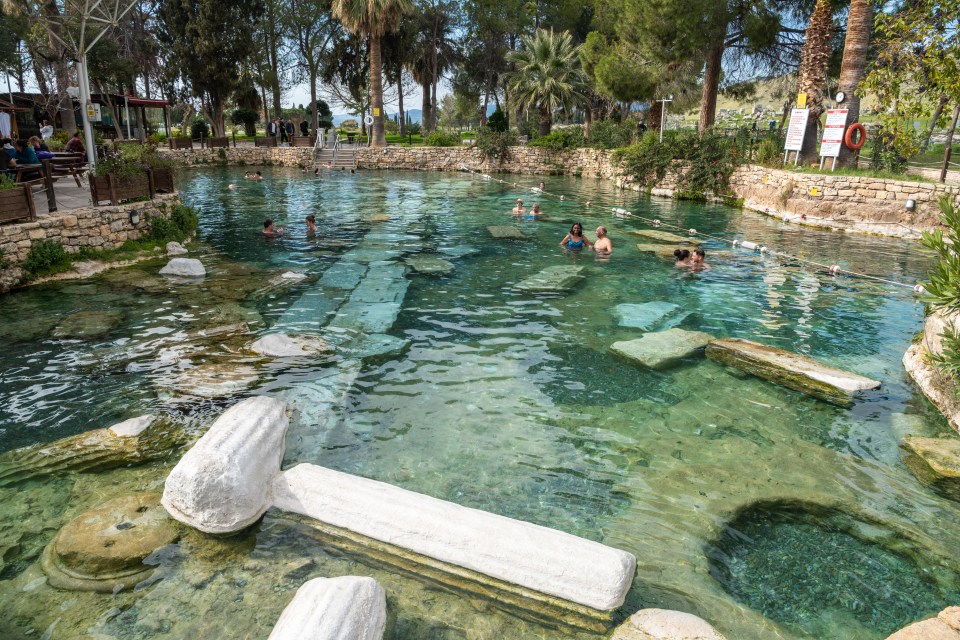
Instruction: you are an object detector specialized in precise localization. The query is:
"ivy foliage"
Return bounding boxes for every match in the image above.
[920,197,960,311]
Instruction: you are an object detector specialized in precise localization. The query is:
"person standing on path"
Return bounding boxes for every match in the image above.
[285,119,295,144]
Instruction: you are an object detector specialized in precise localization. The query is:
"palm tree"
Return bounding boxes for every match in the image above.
[505,29,588,137]
[795,0,834,163]
[836,0,874,167]
[332,0,414,147]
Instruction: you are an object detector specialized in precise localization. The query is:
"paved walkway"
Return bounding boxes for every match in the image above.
[30,177,94,215]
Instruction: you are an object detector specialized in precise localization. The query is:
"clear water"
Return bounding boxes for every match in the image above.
[0,167,958,640]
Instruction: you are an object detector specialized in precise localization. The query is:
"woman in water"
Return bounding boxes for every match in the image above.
[560,222,592,251]
[306,214,317,235]
[673,248,692,266]
[593,226,613,254]
[690,247,710,270]
[512,199,526,214]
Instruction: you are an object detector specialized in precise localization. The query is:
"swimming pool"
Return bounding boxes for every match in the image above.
[0,167,956,640]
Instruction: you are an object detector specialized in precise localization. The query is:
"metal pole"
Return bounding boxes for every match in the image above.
[76,56,97,168]
[659,100,666,143]
[125,95,131,139]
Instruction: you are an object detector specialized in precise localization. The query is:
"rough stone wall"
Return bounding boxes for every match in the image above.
[160,147,314,167]
[355,146,617,177]
[0,193,181,291]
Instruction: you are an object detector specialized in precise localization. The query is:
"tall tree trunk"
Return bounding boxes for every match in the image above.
[41,0,78,134]
[397,76,406,137]
[429,2,439,133]
[698,40,724,135]
[266,0,281,118]
[309,66,318,134]
[940,103,960,184]
[796,0,834,164]
[922,95,948,153]
[421,81,430,133]
[538,105,551,136]
[369,35,386,147]
[144,73,151,99]
[648,100,663,132]
[836,0,873,168]
[584,97,592,138]
[480,80,490,128]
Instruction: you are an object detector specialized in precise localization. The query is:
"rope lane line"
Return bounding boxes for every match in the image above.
[459,165,921,292]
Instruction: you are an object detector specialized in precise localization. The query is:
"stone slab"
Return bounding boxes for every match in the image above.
[628,229,701,244]
[613,302,687,331]
[706,338,881,406]
[611,329,713,370]
[405,255,455,275]
[902,436,960,500]
[487,225,528,240]
[267,576,387,640]
[439,245,479,258]
[515,265,585,294]
[636,243,700,260]
[272,463,637,612]
[250,333,330,357]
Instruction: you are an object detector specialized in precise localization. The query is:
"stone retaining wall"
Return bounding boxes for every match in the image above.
[0,193,180,292]
[355,146,618,177]
[161,147,313,167]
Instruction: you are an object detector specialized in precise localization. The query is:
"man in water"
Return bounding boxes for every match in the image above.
[512,199,526,214]
[593,226,613,254]
[690,248,710,270]
[263,219,284,237]
[529,203,543,217]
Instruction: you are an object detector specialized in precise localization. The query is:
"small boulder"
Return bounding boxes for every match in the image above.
[613,302,688,331]
[166,241,188,255]
[515,265,585,294]
[267,576,387,640]
[406,255,455,275]
[902,436,960,500]
[159,258,206,278]
[885,607,960,640]
[281,271,307,281]
[40,493,178,592]
[487,225,528,240]
[52,310,124,339]
[611,328,713,370]
[706,338,881,406]
[161,362,260,399]
[250,333,330,357]
[611,609,726,640]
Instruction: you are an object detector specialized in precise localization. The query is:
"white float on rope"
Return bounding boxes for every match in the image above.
[688,228,697,235]
[914,284,926,294]
[739,241,760,251]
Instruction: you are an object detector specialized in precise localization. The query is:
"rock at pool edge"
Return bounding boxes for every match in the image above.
[610,608,726,640]
[268,576,387,640]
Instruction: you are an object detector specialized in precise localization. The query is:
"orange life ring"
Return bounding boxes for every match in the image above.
[844,123,866,150]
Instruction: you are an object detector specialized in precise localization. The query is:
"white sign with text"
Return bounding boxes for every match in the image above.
[820,108,849,158]
[784,108,810,152]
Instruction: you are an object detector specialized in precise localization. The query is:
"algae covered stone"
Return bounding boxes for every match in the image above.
[405,255,455,275]
[902,436,960,500]
[487,225,528,240]
[611,608,726,640]
[41,493,178,592]
[250,333,331,357]
[706,338,881,406]
[52,310,124,339]
[515,265,585,294]
[611,329,713,370]
[160,258,206,277]
[636,243,700,261]
[628,229,701,245]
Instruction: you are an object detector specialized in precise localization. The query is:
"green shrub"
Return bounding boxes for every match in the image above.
[424,131,461,147]
[529,127,585,152]
[148,204,200,244]
[928,321,960,382]
[611,131,675,188]
[230,108,259,137]
[407,122,422,135]
[477,128,517,161]
[588,119,636,149]
[613,129,741,195]
[21,240,71,278]
[486,107,508,133]
[920,197,960,311]
[148,132,167,145]
[171,204,199,237]
[0,174,17,190]
[755,136,784,167]
[190,117,211,139]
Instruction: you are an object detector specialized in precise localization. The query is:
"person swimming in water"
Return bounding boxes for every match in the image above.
[560,222,591,251]
[690,247,710,270]
[673,248,692,266]
[262,218,284,237]
[593,226,613,254]
[306,214,317,235]
[529,203,543,217]
[512,199,526,214]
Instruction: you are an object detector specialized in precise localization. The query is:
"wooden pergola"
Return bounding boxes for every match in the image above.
[0,98,28,139]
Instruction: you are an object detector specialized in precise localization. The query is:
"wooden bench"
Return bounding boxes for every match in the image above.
[205,137,229,149]
[168,137,193,150]
[255,136,278,148]
[289,136,315,147]
[48,154,88,188]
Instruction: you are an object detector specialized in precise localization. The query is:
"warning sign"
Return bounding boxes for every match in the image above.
[820,109,848,158]
[784,109,810,152]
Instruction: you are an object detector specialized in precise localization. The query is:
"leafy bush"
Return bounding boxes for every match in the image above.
[0,173,17,190]
[928,321,960,381]
[869,128,915,173]
[148,132,167,145]
[21,240,71,278]
[424,131,461,147]
[486,107,508,133]
[755,136,784,167]
[190,117,211,139]
[611,131,676,188]
[148,204,199,244]
[384,118,400,134]
[613,129,741,195]
[920,197,960,311]
[588,119,636,149]
[230,108,259,136]
[477,128,517,161]
[92,141,178,179]
[529,127,585,152]
[171,204,200,237]
[407,122,422,135]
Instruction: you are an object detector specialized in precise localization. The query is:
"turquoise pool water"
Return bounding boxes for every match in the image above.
[0,167,957,640]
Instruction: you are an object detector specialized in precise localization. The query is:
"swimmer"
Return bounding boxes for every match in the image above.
[512,199,526,214]
[585,201,592,207]
[306,214,317,235]
[560,195,566,201]
[228,183,239,190]
[326,161,333,170]
[314,167,320,175]
[529,203,543,217]
[262,218,284,237]
[560,222,591,251]
[673,248,692,266]
[690,247,710,270]
[593,226,613,254]
[539,181,545,191]
[243,171,254,180]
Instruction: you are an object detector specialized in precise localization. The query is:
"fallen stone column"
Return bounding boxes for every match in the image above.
[0,415,183,487]
[162,396,636,618]
[268,576,387,640]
